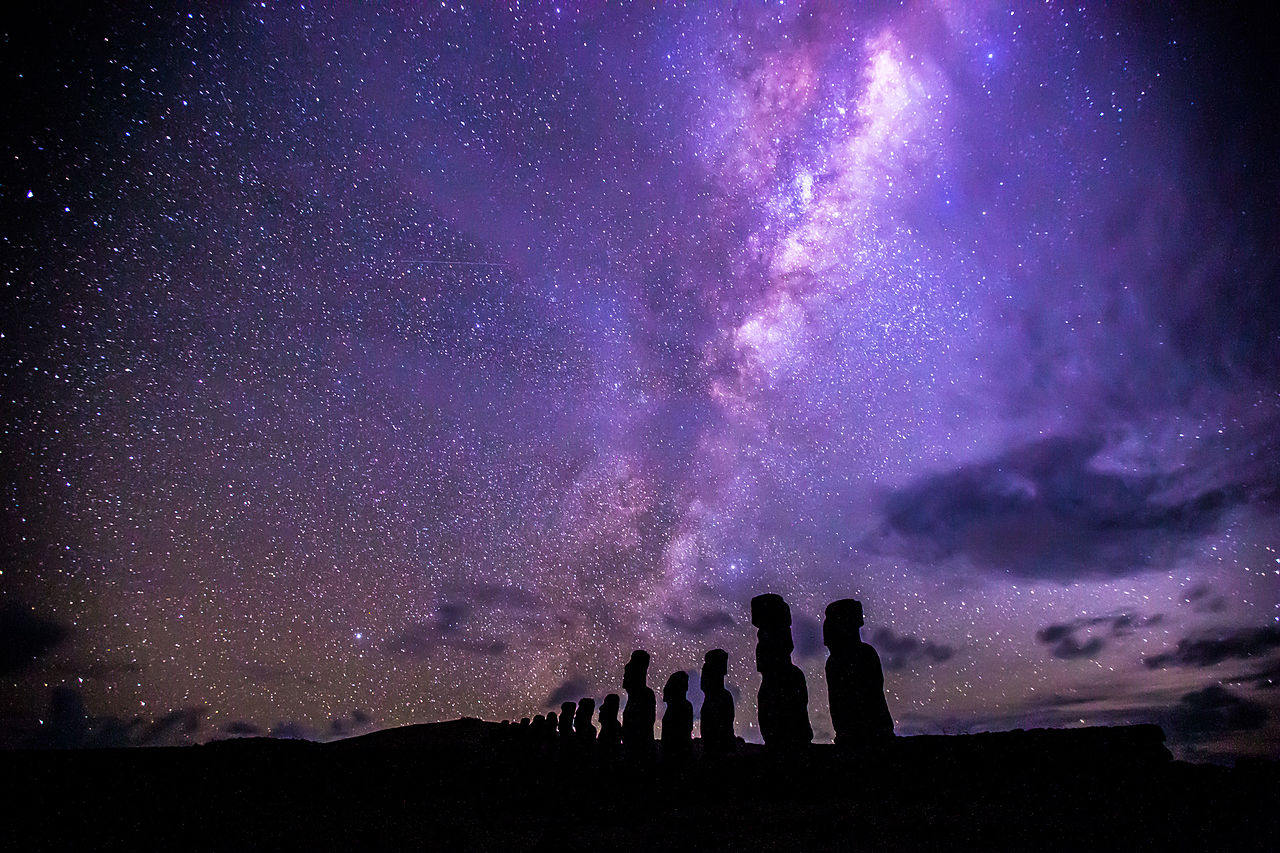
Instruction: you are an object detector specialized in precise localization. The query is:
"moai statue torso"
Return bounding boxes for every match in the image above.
[699,648,735,754]
[661,671,693,757]
[824,599,894,746]
[751,594,813,747]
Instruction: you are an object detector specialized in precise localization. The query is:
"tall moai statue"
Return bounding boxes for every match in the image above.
[661,671,693,758]
[559,701,577,739]
[750,593,813,747]
[621,650,656,757]
[574,697,597,744]
[823,599,894,746]
[699,648,735,755]
[598,693,623,750]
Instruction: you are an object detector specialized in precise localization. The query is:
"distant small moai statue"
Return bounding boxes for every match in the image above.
[598,693,623,750]
[699,648,735,755]
[542,711,558,751]
[661,671,693,758]
[574,697,597,744]
[824,599,894,747]
[751,593,813,747]
[622,650,656,757]
[559,701,577,739]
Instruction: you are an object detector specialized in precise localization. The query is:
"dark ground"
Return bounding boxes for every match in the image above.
[3,721,1276,851]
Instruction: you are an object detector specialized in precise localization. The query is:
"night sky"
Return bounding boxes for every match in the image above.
[3,2,1278,762]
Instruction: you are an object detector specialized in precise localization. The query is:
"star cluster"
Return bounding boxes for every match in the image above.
[3,2,1278,761]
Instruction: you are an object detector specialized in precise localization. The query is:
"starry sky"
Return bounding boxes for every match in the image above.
[3,1,1278,761]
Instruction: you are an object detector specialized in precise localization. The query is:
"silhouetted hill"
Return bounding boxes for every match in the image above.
[4,723,1276,851]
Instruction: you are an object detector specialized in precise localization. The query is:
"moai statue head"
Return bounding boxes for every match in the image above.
[600,693,620,720]
[546,711,558,730]
[701,648,728,691]
[751,593,792,630]
[823,599,865,652]
[623,650,651,691]
[663,671,689,704]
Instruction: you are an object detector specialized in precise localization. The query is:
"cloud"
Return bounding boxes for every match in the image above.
[224,721,261,737]
[329,709,374,738]
[546,677,591,709]
[0,605,68,675]
[1035,612,1162,660]
[1182,584,1227,614]
[40,687,204,748]
[869,628,955,670]
[270,721,315,741]
[388,602,509,659]
[1036,625,1105,659]
[1144,626,1280,669]
[1226,659,1280,690]
[663,610,735,636]
[1168,686,1269,742]
[875,436,1243,581]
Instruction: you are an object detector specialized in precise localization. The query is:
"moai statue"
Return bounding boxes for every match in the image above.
[661,671,693,759]
[559,701,577,739]
[598,693,623,751]
[621,650,656,758]
[824,599,894,747]
[574,697,597,744]
[699,648,736,755]
[751,593,813,747]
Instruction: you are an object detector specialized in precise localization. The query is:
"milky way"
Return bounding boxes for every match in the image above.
[4,2,1278,760]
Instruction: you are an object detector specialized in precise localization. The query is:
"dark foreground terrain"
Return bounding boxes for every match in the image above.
[4,721,1276,851]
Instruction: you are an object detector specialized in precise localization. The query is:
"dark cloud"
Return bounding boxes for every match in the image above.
[546,677,591,709]
[869,628,955,671]
[270,721,315,741]
[1035,612,1161,659]
[388,602,509,659]
[876,436,1243,581]
[1169,686,1269,742]
[1036,626,1105,660]
[1226,659,1280,691]
[329,709,374,738]
[1182,584,1227,613]
[663,610,735,636]
[224,721,261,737]
[39,687,203,748]
[1144,626,1280,669]
[0,605,68,675]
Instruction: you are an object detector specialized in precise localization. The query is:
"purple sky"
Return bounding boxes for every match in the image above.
[4,2,1278,761]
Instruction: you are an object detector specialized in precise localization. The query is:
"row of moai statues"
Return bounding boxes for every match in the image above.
[510,595,892,752]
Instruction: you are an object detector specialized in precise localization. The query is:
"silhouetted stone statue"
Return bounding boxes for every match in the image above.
[824,599,894,747]
[751,593,813,747]
[574,697,596,744]
[700,648,735,755]
[661,671,693,758]
[622,650,656,758]
[598,693,622,751]
[559,702,576,739]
